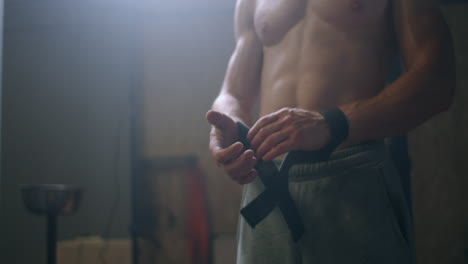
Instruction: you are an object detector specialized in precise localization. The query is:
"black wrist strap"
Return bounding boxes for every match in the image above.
[237,121,305,242]
[318,108,349,155]
[236,109,348,243]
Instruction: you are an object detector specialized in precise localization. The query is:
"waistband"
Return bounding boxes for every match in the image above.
[287,140,386,180]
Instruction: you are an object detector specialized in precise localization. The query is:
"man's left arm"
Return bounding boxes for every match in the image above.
[247,0,456,161]
[340,0,456,145]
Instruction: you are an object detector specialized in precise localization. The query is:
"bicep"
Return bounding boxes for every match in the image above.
[392,0,453,70]
[222,32,263,102]
[221,0,263,107]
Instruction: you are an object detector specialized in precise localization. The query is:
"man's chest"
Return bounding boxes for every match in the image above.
[254,0,389,46]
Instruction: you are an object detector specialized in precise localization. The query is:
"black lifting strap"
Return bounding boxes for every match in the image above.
[237,109,349,242]
[237,122,329,242]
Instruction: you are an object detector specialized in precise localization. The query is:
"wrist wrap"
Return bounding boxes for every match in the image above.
[318,108,349,156]
[237,108,348,242]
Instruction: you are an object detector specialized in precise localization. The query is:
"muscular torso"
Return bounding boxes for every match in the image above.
[254,0,396,116]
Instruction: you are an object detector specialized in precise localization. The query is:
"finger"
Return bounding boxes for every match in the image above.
[247,113,281,142]
[256,130,290,158]
[262,139,295,161]
[206,110,233,130]
[226,151,257,182]
[214,142,244,165]
[250,115,292,150]
[238,170,257,185]
[225,150,257,181]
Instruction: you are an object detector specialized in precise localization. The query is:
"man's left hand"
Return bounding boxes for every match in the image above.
[247,108,331,161]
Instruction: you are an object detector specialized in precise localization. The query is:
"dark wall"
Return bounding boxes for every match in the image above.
[138,2,239,263]
[0,1,133,263]
[409,4,468,264]
[441,0,468,4]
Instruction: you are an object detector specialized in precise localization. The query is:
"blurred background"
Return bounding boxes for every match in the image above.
[0,0,467,264]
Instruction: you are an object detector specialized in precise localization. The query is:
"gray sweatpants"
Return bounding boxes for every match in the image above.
[236,141,415,264]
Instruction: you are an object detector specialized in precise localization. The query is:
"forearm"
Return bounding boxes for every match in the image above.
[212,92,256,126]
[340,59,455,145]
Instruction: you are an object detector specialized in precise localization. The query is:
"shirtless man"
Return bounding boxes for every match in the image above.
[206,0,455,263]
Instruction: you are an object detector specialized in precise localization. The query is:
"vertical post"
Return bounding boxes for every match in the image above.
[0,0,4,209]
[47,214,57,264]
[127,1,144,264]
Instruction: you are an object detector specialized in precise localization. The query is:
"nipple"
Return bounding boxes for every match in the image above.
[350,0,363,11]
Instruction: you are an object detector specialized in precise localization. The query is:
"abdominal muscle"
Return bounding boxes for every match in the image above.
[258,6,395,118]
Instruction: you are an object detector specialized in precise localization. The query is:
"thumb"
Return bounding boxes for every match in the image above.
[206,110,233,130]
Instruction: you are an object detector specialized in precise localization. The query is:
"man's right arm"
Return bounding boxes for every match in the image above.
[206,0,263,185]
[212,0,263,125]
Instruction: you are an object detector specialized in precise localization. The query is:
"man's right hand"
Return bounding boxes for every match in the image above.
[206,110,257,185]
